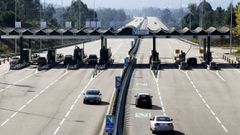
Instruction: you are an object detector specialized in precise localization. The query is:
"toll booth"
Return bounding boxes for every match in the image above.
[47,48,56,64]
[22,49,32,63]
[99,46,112,65]
[99,37,112,65]
[73,46,85,63]
[150,36,160,70]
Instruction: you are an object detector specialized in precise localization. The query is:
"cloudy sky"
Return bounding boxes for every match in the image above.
[45,0,238,9]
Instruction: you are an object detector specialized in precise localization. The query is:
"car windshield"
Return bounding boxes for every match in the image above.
[89,55,97,59]
[86,90,100,95]
[156,117,171,121]
[139,95,150,98]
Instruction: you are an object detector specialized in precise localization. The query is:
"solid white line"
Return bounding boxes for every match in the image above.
[1,119,10,126]
[205,104,210,109]
[210,110,215,116]
[65,111,71,118]
[222,125,228,132]
[59,118,66,126]
[215,116,221,124]
[216,71,226,82]
[53,127,60,135]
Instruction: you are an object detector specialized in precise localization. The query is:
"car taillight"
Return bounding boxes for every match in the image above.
[154,123,160,126]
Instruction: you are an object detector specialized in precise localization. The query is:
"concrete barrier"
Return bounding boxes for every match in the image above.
[222,54,240,68]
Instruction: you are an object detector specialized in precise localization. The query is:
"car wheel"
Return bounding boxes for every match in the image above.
[83,100,87,104]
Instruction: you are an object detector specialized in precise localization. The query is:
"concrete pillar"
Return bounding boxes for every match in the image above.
[207,36,211,53]
[20,36,23,63]
[203,38,207,61]
[153,36,156,51]
[28,39,32,49]
[101,36,104,48]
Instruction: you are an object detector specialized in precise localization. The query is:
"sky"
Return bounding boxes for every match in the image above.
[45,0,238,9]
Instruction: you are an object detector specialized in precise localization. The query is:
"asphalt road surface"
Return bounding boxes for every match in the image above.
[124,17,240,135]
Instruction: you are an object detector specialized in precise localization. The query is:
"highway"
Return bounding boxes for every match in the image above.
[124,17,240,135]
[0,17,141,134]
[0,16,239,135]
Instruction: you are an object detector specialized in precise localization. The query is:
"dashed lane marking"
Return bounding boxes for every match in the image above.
[0,70,69,127]
[184,71,228,133]
[151,70,166,116]
[52,73,99,135]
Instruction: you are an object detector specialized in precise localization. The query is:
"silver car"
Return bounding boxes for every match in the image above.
[83,89,102,104]
[150,115,174,134]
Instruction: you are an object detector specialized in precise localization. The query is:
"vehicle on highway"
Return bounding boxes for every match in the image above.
[9,57,20,68]
[83,89,102,104]
[135,93,152,108]
[187,57,197,66]
[87,54,98,65]
[150,115,174,134]
[37,57,47,66]
[64,55,73,65]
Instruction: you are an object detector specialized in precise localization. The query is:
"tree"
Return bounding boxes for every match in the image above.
[225,3,237,27]
[235,3,240,37]
[63,0,97,28]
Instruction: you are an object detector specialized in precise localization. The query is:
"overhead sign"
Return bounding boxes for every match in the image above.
[65,22,72,29]
[15,22,21,28]
[85,21,101,28]
[115,76,121,90]
[124,57,129,68]
[105,115,115,134]
[40,22,47,29]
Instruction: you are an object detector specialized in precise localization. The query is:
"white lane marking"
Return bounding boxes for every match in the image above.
[53,127,60,135]
[151,70,166,116]
[0,72,37,93]
[215,71,226,82]
[0,70,69,127]
[52,76,95,135]
[184,71,228,133]
[100,83,117,135]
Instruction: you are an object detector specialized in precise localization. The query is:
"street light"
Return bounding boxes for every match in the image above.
[230,0,233,54]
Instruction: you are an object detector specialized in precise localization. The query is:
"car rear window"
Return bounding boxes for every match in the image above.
[86,90,100,95]
[156,117,171,121]
[89,55,97,59]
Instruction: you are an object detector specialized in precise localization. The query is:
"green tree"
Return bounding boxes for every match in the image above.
[235,3,240,37]
[225,4,237,27]
[63,0,97,28]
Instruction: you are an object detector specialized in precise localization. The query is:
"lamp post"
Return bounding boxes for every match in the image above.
[230,0,233,54]
[15,0,17,54]
[79,0,81,29]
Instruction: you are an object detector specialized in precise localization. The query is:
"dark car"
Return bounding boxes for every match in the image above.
[135,93,152,108]
[38,57,47,66]
[83,89,102,104]
[88,54,98,65]
[64,55,73,65]
[187,57,197,66]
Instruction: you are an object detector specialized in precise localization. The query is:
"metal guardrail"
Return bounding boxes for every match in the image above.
[113,58,136,135]
[112,38,140,135]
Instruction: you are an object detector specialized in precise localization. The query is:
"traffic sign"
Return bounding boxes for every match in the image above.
[124,57,129,68]
[115,76,121,90]
[106,115,115,134]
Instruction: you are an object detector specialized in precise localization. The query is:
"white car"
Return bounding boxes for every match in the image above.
[150,115,174,134]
